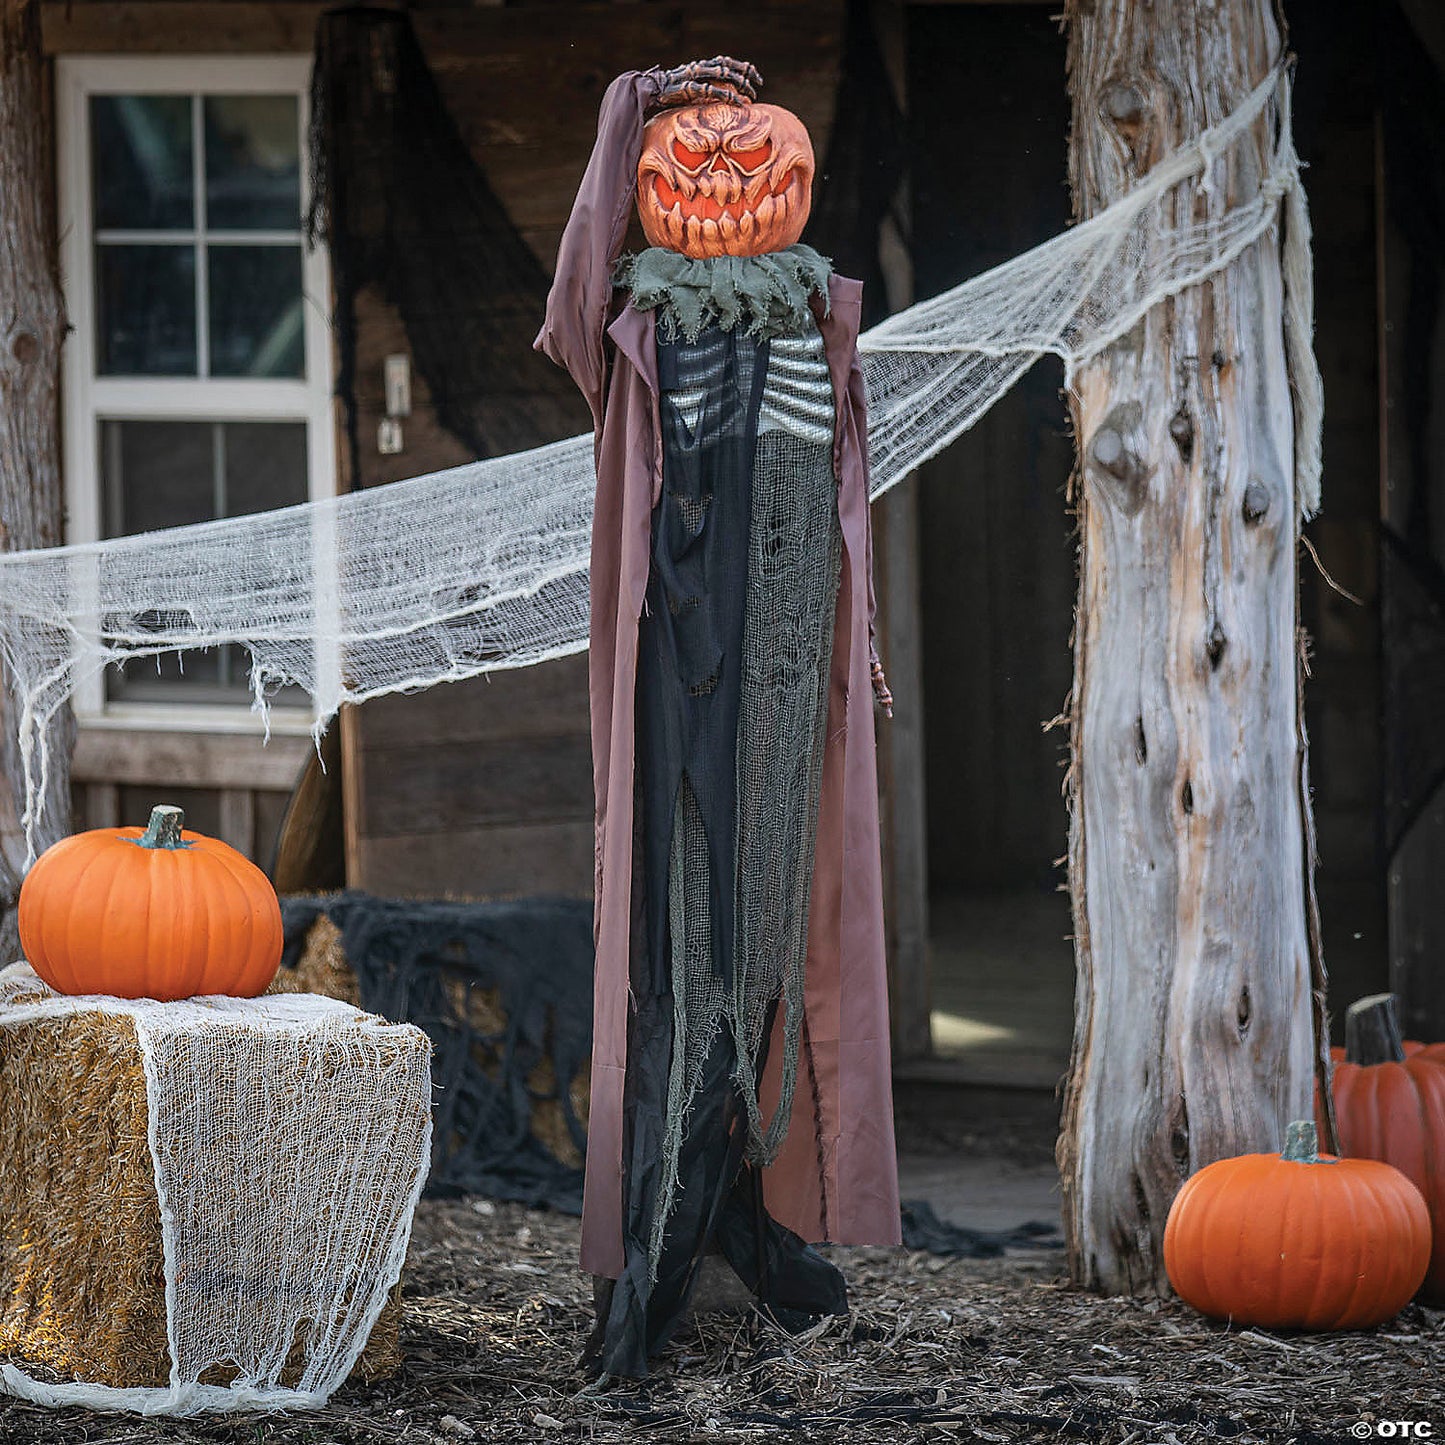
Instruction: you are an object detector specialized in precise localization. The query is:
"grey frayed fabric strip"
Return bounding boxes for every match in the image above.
[614,244,833,342]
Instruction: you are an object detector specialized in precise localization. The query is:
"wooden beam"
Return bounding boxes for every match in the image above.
[218,787,257,859]
[82,782,120,831]
[1058,0,1315,1294]
[42,2,327,53]
[40,1,844,54]
[0,0,71,957]
[71,727,312,791]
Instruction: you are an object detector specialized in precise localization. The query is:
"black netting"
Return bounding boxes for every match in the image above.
[278,892,592,1211]
[306,7,587,479]
[803,0,908,328]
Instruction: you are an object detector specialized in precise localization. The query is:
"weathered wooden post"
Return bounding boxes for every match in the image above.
[1058,0,1326,1293]
[0,0,72,949]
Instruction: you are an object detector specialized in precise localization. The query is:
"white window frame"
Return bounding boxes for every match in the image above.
[57,55,336,735]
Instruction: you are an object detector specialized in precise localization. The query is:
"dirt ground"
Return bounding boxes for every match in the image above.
[0,1185,1440,1445]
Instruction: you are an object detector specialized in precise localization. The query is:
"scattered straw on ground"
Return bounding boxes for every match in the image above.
[0,1190,1439,1444]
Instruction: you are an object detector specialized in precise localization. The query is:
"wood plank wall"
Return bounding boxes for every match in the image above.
[71,728,314,867]
[334,4,843,900]
[44,0,844,903]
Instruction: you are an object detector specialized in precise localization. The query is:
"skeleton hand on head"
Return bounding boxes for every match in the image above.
[647,56,762,114]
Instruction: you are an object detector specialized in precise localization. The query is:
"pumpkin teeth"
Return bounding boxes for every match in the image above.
[685,214,702,250]
[738,211,755,244]
[718,211,738,243]
[755,193,776,234]
[702,217,720,247]
[665,202,685,248]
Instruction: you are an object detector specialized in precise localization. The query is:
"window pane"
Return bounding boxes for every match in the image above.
[207,245,304,377]
[100,420,309,704]
[91,95,194,231]
[101,418,214,533]
[224,422,309,515]
[204,96,301,230]
[96,244,196,376]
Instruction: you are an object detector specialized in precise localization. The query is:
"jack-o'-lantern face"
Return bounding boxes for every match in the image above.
[637,102,815,259]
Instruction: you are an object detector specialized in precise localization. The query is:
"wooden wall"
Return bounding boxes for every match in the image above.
[71,727,312,867]
[336,5,844,900]
[43,0,843,903]
[1290,0,1390,1028]
[908,5,1075,897]
[1375,3,1445,1037]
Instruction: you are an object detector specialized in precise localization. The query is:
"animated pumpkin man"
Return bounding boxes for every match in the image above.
[537,57,899,1379]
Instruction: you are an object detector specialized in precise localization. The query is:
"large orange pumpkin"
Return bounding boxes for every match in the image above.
[1163,1120,1430,1330]
[1316,993,1445,1300]
[18,804,283,1001]
[637,101,814,258]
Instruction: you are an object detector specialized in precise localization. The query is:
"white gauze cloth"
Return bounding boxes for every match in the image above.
[0,66,1319,860]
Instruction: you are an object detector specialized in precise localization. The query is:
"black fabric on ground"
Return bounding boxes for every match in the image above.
[899,1199,1061,1256]
[306,7,587,480]
[278,892,592,1210]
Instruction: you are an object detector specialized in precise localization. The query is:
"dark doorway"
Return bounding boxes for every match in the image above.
[908,4,1076,1085]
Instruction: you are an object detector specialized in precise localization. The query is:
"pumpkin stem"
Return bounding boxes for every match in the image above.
[1281,1119,1320,1162]
[1344,993,1407,1066]
[135,805,190,850]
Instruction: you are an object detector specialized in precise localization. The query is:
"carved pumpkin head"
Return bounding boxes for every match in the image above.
[637,102,814,259]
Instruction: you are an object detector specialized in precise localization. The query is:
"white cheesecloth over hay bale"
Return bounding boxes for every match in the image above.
[0,67,1319,859]
[0,962,432,1417]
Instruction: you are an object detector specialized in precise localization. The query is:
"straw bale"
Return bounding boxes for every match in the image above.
[266,912,361,1006]
[0,1006,402,1389]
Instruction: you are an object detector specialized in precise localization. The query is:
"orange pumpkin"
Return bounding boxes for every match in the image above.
[18,804,283,1001]
[1163,1120,1430,1330]
[1316,994,1445,1300]
[637,101,814,259]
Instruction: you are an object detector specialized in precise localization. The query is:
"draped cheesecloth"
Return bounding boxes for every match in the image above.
[0,66,1318,861]
[0,963,432,1416]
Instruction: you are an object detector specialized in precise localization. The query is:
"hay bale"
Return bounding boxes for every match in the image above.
[267,912,361,1007]
[0,1004,403,1391]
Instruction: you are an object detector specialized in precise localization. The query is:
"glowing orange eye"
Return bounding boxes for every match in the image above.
[671,140,710,168]
[730,144,772,169]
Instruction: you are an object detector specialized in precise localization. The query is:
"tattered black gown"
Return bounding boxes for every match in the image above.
[586,265,849,1378]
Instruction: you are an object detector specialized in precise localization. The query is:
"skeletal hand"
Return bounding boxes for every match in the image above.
[648,56,762,112]
[870,650,894,718]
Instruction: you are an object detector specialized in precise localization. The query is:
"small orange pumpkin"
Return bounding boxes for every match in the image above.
[18,804,283,1001]
[1163,1120,1430,1331]
[1316,994,1445,1300]
[637,101,815,258]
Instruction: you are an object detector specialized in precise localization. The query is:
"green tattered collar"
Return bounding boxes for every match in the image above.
[614,244,832,343]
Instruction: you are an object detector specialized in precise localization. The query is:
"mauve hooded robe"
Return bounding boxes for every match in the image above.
[536,68,900,1280]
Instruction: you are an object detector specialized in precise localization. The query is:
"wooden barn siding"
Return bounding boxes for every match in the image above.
[70,730,314,868]
[1378,4,1445,1037]
[1289,0,1389,1028]
[909,6,1075,896]
[43,1,843,902]
[338,6,844,901]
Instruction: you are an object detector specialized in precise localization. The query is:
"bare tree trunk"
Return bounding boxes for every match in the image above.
[1058,0,1320,1294]
[0,0,72,955]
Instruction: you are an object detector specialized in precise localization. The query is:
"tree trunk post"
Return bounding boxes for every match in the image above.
[1058,0,1322,1294]
[0,0,72,950]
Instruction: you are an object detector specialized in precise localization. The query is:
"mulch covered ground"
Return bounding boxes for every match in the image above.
[0,1190,1439,1445]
